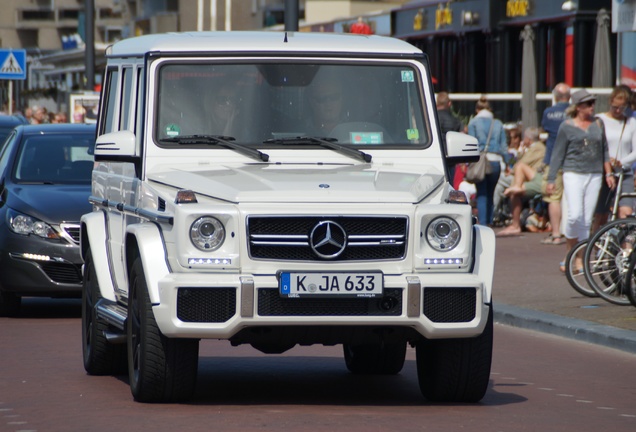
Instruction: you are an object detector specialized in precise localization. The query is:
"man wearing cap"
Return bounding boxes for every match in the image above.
[546,89,616,272]
[540,83,570,245]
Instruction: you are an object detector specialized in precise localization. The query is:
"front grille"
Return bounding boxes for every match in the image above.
[177,288,236,323]
[247,216,408,261]
[61,223,80,245]
[41,262,82,284]
[422,287,476,323]
[258,288,402,316]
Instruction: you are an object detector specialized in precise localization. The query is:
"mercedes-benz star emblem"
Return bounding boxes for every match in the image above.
[310,221,347,259]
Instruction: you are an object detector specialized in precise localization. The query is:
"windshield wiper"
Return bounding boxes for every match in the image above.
[161,135,269,162]
[263,136,372,163]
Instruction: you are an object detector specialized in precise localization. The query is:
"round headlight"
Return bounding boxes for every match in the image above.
[426,217,461,251]
[10,214,34,235]
[190,216,225,251]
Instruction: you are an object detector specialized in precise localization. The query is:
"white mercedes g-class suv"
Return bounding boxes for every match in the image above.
[80,31,494,403]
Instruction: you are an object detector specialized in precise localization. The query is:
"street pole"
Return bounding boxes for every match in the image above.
[85,0,95,91]
[284,0,299,31]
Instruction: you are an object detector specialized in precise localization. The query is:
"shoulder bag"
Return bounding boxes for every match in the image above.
[465,119,495,183]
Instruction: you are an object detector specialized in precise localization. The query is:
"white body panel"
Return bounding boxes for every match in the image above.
[85,31,491,344]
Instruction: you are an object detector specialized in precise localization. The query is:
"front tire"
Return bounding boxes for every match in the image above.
[0,291,21,317]
[127,258,199,403]
[416,307,493,403]
[82,249,127,375]
[565,240,597,297]
[343,341,406,375]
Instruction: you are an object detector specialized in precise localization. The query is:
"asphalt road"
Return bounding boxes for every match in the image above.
[0,300,634,432]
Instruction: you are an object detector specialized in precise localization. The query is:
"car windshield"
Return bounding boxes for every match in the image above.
[13,134,95,184]
[154,62,430,149]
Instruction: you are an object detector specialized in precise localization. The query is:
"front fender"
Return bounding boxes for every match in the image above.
[81,211,116,302]
[473,224,496,303]
[126,223,169,305]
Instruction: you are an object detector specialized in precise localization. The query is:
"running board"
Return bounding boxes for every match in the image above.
[95,298,127,331]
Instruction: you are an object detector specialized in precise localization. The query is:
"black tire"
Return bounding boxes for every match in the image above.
[127,258,199,403]
[82,249,127,375]
[623,248,636,308]
[565,240,598,297]
[416,307,493,403]
[343,341,407,375]
[0,290,21,317]
[583,219,635,306]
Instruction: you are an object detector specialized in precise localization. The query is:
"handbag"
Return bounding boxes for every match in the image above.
[465,119,495,183]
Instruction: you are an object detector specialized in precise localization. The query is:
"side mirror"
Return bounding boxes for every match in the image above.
[94,130,138,162]
[445,131,480,164]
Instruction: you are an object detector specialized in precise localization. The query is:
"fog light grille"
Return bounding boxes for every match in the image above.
[177,288,236,323]
[422,287,476,323]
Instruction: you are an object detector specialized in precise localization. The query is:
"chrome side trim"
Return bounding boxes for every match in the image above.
[89,195,173,225]
[95,298,127,331]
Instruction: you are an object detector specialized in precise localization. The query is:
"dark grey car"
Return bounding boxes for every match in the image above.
[0,123,96,316]
[0,114,28,145]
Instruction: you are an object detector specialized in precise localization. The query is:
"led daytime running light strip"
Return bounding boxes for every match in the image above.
[424,258,463,265]
[188,258,232,265]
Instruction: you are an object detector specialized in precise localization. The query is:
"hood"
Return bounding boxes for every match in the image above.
[149,163,444,203]
[6,184,92,223]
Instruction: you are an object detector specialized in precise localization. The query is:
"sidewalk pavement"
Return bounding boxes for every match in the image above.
[491,230,636,354]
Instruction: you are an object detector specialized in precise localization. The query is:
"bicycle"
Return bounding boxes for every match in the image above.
[580,169,636,305]
[564,169,628,298]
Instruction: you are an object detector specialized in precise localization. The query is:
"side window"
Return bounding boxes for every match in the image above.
[120,67,133,131]
[102,67,120,134]
[135,67,144,146]
[0,131,17,177]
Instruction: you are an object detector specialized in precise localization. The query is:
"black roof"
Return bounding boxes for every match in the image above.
[0,114,29,127]
[15,123,96,135]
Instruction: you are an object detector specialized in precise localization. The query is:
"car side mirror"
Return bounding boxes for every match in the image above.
[94,130,138,162]
[445,131,480,164]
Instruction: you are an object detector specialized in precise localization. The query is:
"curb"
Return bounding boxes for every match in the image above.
[493,302,636,355]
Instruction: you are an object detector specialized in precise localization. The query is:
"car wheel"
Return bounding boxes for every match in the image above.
[82,249,127,375]
[416,307,493,403]
[127,257,199,403]
[0,290,21,317]
[343,341,406,375]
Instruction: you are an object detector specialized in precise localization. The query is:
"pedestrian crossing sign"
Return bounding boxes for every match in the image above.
[0,49,26,80]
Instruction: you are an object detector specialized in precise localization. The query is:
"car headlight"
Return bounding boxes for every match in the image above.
[426,217,461,251]
[190,216,225,251]
[7,209,58,239]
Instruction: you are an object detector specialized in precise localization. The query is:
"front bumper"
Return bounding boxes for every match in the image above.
[153,271,491,340]
[0,231,82,296]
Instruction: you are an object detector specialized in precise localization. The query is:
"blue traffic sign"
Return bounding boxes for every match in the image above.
[0,49,26,80]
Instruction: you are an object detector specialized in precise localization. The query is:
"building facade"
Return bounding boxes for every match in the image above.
[393,0,615,122]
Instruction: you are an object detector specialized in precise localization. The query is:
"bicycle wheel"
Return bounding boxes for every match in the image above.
[623,248,636,308]
[565,240,597,297]
[583,218,636,306]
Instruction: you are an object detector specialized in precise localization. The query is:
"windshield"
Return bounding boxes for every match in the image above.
[14,134,95,184]
[154,62,430,149]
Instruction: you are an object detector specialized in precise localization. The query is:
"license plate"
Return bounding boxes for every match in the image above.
[279,272,383,298]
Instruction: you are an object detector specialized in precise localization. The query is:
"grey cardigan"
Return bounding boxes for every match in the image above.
[547,119,609,183]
